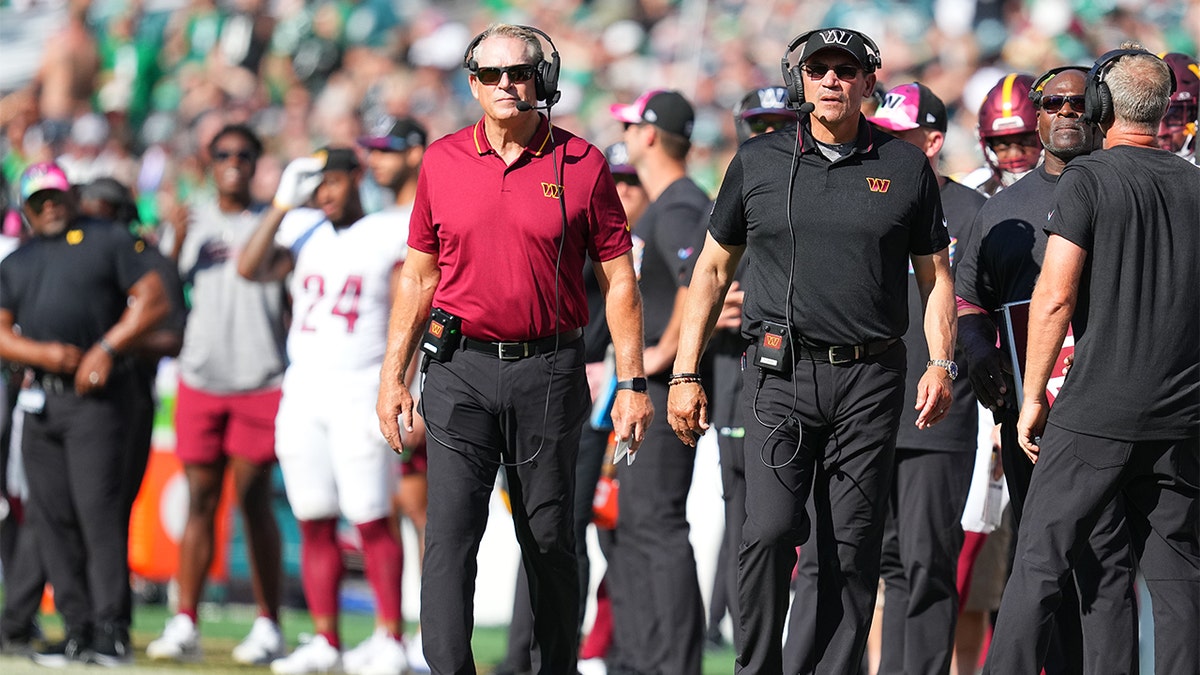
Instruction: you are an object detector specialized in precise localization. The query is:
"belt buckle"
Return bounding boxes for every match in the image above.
[496,341,528,360]
[828,345,861,365]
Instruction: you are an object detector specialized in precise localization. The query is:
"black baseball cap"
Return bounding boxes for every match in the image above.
[313,147,360,172]
[604,142,636,176]
[737,86,798,120]
[610,90,696,140]
[357,117,428,152]
[799,28,878,72]
[79,177,140,223]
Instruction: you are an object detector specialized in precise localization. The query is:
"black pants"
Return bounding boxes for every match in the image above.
[985,425,1198,675]
[709,345,747,648]
[738,343,905,674]
[1000,420,1138,675]
[502,422,610,671]
[608,376,705,675]
[419,343,588,675]
[878,449,974,675]
[21,377,135,635]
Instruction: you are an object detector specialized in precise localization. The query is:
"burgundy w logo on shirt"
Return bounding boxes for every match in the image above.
[866,177,891,193]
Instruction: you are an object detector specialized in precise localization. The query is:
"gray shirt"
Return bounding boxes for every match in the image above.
[166,199,288,393]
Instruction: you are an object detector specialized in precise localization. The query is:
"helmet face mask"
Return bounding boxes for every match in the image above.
[1158,53,1199,159]
[977,73,1043,183]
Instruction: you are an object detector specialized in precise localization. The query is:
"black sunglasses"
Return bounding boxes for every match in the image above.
[747,118,793,134]
[213,149,257,163]
[473,64,537,86]
[802,63,861,81]
[1041,95,1086,114]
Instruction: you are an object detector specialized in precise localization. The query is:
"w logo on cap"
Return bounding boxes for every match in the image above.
[866,177,891,193]
[820,29,854,45]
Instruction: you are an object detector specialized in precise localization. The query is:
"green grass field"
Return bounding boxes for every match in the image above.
[0,599,737,674]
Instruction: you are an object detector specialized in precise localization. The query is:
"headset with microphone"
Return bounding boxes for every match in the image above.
[1082,48,1177,125]
[780,28,882,116]
[463,25,561,111]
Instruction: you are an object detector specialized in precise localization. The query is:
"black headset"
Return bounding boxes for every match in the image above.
[1083,48,1176,125]
[1028,65,1089,107]
[780,28,882,111]
[463,25,561,107]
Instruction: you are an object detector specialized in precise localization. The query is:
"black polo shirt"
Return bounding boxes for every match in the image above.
[709,117,949,346]
[634,176,710,347]
[896,178,985,452]
[0,217,153,349]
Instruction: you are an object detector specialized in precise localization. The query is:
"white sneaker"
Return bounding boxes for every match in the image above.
[146,614,200,661]
[405,631,430,674]
[342,627,384,675]
[578,657,607,675]
[270,634,342,674]
[357,633,407,675]
[233,616,285,665]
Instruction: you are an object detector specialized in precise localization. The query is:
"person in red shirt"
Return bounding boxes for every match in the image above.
[375,23,653,675]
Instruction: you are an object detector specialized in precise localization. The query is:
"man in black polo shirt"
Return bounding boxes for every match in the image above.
[607,88,711,675]
[668,28,956,673]
[0,162,168,666]
[955,65,1138,675]
[985,46,1199,675]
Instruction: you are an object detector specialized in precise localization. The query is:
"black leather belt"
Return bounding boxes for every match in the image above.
[461,328,583,361]
[796,337,898,364]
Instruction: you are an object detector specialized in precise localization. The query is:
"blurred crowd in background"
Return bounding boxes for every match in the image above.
[1,0,1197,231]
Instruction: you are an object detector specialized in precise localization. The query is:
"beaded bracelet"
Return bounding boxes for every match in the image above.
[667,372,703,386]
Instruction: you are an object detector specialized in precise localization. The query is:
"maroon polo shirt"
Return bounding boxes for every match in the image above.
[409,115,631,342]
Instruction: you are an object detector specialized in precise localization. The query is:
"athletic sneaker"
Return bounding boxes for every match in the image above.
[88,623,133,668]
[577,657,608,675]
[146,613,200,661]
[270,634,342,674]
[405,631,430,674]
[356,632,407,675]
[232,616,285,665]
[31,634,89,668]
[341,627,384,674]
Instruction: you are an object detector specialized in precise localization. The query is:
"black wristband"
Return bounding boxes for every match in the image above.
[668,372,702,381]
[98,338,118,357]
[615,377,648,393]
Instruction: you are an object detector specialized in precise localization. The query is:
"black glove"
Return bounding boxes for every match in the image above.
[958,312,1009,411]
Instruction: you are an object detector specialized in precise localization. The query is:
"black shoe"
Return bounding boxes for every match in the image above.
[30,635,89,668]
[0,633,36,658]
[87,623,133,668]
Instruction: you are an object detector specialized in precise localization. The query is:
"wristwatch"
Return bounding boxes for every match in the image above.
[615,377,648,393]
[927,359,958,380]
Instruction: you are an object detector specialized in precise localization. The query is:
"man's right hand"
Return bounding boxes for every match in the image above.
[667,381,708,447]
[377,374,415,453]
[43,342,82,374]
[273,157,325,211]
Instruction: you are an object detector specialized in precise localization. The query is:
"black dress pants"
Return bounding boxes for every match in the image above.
[21,376,135,636]
[737,343,905,674]
[418,343,588,675]
[985,425,1197,675]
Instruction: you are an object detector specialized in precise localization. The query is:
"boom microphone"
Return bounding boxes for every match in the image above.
[515,100,534,111]
[798,101,815,114]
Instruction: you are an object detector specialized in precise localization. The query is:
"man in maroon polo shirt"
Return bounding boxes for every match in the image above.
[375,23,653,675]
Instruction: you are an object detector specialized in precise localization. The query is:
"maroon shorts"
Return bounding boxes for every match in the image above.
[175,379,282,465]
[398,442,428,477]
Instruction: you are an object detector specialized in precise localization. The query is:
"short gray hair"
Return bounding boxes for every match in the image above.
[1106,42,1172,131]
[469,24,543,67]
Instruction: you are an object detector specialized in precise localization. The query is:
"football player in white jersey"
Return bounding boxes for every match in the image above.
[238,147,408,675]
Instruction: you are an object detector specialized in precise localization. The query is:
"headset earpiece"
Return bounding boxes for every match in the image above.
[1083,48,1160,125]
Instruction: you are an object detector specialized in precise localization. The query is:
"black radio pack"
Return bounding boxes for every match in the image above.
[754,321,791,374]
[421,307,462,362]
